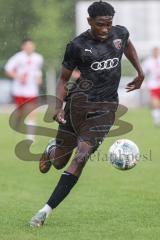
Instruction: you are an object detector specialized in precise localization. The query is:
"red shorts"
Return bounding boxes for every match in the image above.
[150,89,160,99]
[13,96,37,106]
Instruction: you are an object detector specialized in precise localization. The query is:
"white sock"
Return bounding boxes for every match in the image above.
[26,120,36,140]
[151,109,160,125]
[26,134,35,141]
[39,204,53,217]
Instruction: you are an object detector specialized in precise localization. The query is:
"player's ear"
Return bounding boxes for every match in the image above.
[87,17,93,26]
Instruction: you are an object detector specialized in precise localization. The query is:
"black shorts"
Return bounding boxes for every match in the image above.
[56,94,117,152]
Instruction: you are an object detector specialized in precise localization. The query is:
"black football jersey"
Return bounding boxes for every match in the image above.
[62,25,129,102]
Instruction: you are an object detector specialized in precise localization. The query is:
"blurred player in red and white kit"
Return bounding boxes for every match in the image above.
[5,38,44,140]
[142,47,160,127]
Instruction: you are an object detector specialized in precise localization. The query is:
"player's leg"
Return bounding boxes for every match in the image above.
[65,140,93,177]
[24,97,37,141]
[39,140,75,173]
[45,141,93,210]
[43,141,93,215]
[30,148,76,227]
[30,100,78,226]
[13,96,24,130]
[30,140,93,227]
[39,127,77,173]
[12,96,37,139]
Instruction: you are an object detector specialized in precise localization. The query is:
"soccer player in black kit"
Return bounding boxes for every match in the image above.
[30,1,144,227]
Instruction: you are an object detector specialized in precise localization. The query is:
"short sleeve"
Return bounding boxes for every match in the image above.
[4,54,18,72]
[114,25,130,49]
[62,42,79,71]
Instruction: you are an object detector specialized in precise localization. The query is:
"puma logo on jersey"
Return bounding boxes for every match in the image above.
[85,48,92,53]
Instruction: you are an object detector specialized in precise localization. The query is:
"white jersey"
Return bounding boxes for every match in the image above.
[5,51,43,97]
[142,56,160,90]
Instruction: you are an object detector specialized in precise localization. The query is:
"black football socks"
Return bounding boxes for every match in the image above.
[47,171,78,209]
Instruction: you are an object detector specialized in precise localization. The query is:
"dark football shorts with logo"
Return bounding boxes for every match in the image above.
[55,94,118,153]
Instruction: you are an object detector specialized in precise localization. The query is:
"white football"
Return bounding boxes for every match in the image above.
[108,139,140,170]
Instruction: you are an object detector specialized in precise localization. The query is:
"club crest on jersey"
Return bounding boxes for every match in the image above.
[113,39,122,49]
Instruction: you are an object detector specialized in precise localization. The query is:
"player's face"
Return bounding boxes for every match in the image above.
[88,16,113,41]
[22,41,36,54]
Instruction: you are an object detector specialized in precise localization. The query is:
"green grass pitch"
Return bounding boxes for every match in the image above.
[0,107,160,240]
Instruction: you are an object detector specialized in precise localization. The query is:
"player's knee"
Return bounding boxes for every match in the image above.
[52,161,64,170]
[73,150,90,168]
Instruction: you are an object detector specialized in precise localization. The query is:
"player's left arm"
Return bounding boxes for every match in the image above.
[35,70,43,85]
[124,39,145,92]
[35,56,44,85]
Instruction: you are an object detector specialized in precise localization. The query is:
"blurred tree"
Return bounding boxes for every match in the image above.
[0,0,39,71]
[32,0,77,69]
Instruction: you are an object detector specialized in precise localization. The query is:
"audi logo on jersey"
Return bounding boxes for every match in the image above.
[91,58,119,71]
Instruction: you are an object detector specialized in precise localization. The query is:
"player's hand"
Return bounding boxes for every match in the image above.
[53,109,66,124]
[125,74,144,92]
[18,74,28,85]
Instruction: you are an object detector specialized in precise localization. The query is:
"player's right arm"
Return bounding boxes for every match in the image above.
[4,53,26,84]
[54,41,79,124]
[53,66,73,124]
[4,55,18,79]
[124,39,145,92]
[5,70,17,79]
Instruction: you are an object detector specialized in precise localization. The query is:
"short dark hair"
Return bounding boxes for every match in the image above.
[21,38,33,45]
[88,1,115,18]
